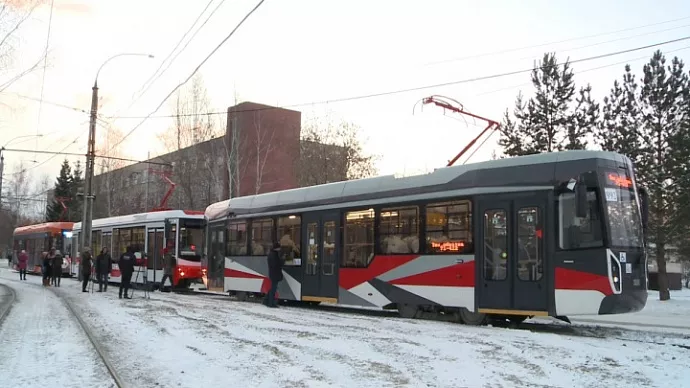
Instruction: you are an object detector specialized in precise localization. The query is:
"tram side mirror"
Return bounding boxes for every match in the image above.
[575,181,588,219]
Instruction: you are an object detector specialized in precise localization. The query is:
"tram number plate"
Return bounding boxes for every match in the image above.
[626,263,632,274]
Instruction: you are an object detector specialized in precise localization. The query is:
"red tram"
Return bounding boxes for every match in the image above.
[205,150,649,325]
[12,222,74,276]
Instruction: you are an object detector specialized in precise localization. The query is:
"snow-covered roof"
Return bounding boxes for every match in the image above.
[205,150,633,222]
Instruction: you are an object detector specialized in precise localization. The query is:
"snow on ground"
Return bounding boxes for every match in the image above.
[0,276,115,388]
[1,268,689,388]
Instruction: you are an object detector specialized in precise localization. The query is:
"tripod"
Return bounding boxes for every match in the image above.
[131,259,150,299]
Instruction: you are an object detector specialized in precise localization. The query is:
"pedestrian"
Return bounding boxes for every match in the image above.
[118,245,136,299]
[263,241,284,308]
[50,248,63,287]
[95,247,112,292]
[80,247,93,292]
[42,251,51,286]
[159,247,176,292]
[17,250,28,280]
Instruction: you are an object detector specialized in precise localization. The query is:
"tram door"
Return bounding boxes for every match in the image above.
[301,211,340,303]
[477,193,548,315]
[147,228,165,283]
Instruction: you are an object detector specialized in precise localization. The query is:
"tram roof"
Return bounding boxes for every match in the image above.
[205,150,633,221]
[13,222,74,236]
[73,209,204,231]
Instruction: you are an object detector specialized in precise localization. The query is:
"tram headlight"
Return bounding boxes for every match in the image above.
[613,276,619,283]
[180,271,185,277]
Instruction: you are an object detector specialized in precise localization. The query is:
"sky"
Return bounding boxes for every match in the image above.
[1,0,690,200]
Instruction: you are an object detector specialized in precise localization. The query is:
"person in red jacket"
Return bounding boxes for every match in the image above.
[17,250,28,280]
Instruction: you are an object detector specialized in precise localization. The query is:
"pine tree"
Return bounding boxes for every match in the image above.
[46,160,73,222]
[70,161,84,222]
[597,50,690,300]
[499,53,598,155]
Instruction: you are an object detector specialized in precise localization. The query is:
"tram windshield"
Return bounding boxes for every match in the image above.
[603,172,643,248]
[178,219,204,260]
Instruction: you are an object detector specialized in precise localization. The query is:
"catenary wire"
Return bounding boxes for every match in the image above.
[104,35,690,121]
[34,0,55,162]
[424,15,690,66]
[117,0,222,119]
[108,0,266,152]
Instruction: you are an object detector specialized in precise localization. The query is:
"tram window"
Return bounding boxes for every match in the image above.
[277,215,301,260]
[91,230,102,255]
[558,191,603,250]
[483,209,507,281]
[250,218,274,256]
[102,234,112,256]
[425,200,473,254]
[226,220,247,256]
[517,207,542,281]
[379,206,419,254]
[343,209,375,268]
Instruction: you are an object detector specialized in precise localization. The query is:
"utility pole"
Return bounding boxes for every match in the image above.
[80,82,98,253]
[0,149,4,209]
[79,52,154,254]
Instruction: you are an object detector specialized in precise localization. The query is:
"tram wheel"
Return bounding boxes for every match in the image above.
[235,291,249,302]
[509,316,527,325]
[458,308,487,326]
[397,304,419,319]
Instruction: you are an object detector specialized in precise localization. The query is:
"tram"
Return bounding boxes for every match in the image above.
[204,150,649,325]
[72,210,205,289]
[12,222,75,276]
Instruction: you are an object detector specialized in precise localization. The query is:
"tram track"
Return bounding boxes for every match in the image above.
[0,282,17,328]
[173,288,690,350]
[0,275,125,388]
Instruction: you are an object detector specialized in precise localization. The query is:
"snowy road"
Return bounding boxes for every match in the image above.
[0,278,116,388]
[1,269,689,388]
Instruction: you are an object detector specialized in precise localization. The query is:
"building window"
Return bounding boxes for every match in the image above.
[379,206,419,254]
[226,220,247,256]
[425,200,473,254]
[343,209,375,268]
[251,218,273,256]
[278,215,301,260]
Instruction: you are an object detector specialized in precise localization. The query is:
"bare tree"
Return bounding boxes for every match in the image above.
[0,1,49,94]
[158,73,220,209]
[251,111,277,194]
[298,116,378,186]
[94,125,128,217]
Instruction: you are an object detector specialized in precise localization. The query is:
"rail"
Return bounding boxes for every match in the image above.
[52,287,126,388]
[0,282,16,326]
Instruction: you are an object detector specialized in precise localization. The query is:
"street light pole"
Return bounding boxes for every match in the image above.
[80,53,154,254]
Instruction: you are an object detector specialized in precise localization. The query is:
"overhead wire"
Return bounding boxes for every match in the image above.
[115,0,222,120]
[423,15,690,66]
[108,0,267,152]
[34,0,55,162]
[103,35,690,121]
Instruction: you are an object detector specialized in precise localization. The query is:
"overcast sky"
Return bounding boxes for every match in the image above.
[2,0,690,189]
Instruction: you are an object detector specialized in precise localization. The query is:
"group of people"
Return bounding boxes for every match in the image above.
[79,245,137,299]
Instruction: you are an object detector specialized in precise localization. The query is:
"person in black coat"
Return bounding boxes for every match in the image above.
[264,241,284,308]
[95,247,112,292]
[118,245,136,299]
[80,248,93,292]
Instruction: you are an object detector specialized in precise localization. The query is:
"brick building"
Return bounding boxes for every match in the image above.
[53,101,348,218]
